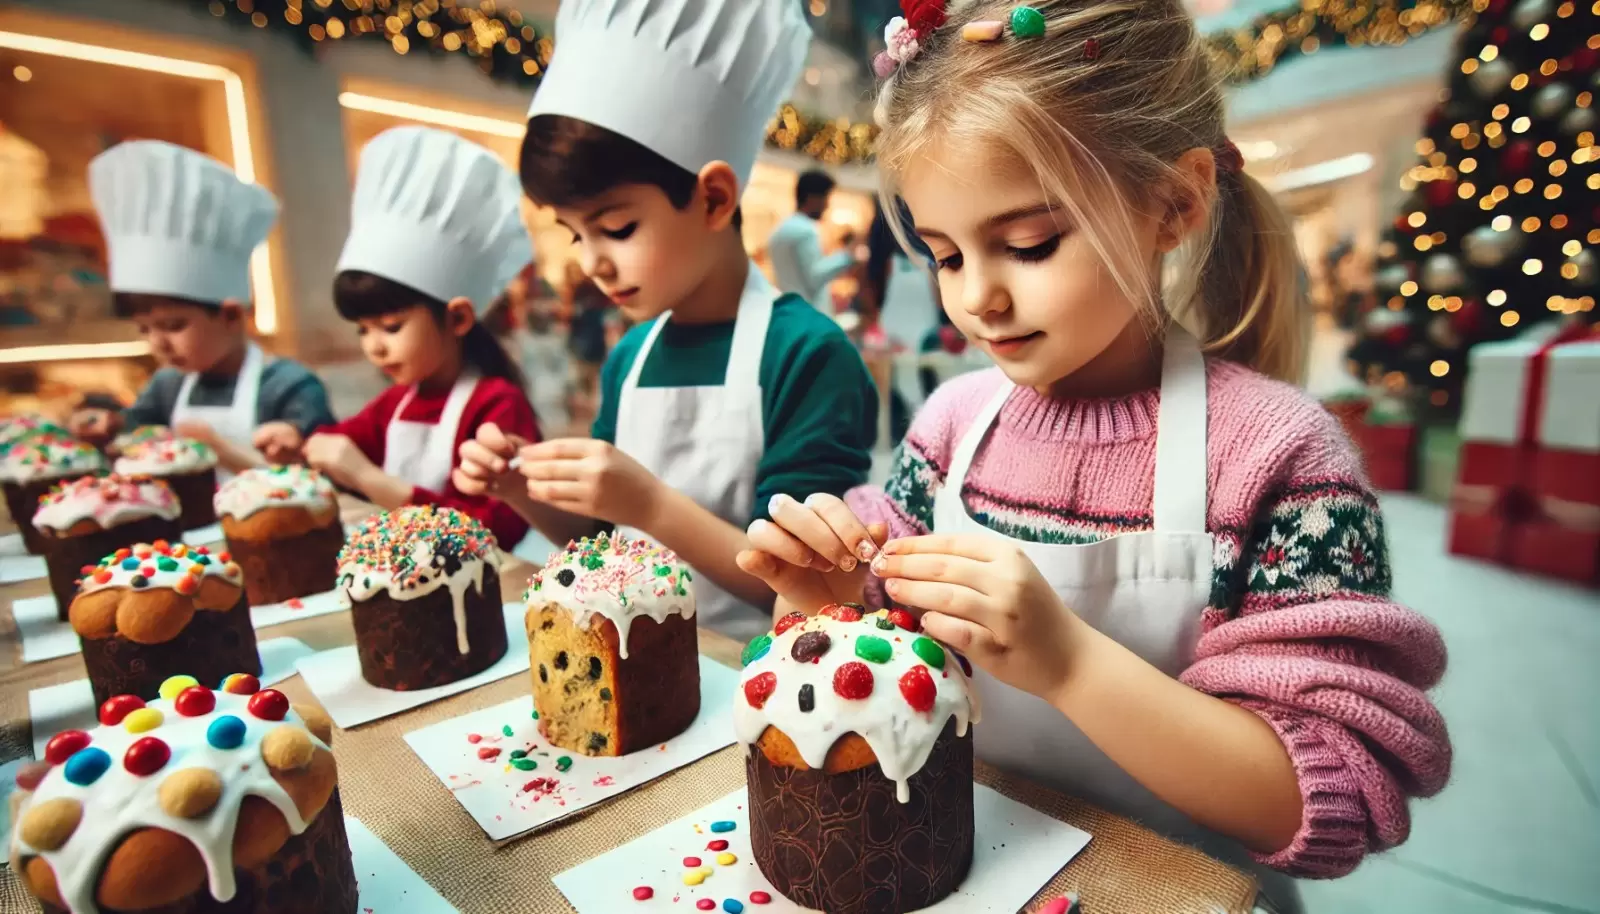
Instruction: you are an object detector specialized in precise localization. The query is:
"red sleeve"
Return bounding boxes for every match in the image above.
[409,377,541,551]
[316,385,405,467]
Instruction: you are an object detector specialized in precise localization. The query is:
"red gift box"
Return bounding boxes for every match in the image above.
[1351,421,1416,492]
[1448,484,1514,562]
[1529,448,1600,507]
[1506,499,1600,585]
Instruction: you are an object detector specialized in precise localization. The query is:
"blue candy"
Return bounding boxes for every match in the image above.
[64,747,112,786]
[709,820,736,833]
[207,715,247,750]
[722,901,744,914]
[120,557,140,570]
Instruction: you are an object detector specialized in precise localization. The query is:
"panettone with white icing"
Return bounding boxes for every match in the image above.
[2,433,108,554]
[338,505,507,690]
[9,675,358,914]
[735,604,978,914]
[32,474,184,621]
[524,532,700,756]
[215,465,343,605]
[109,424,175,456]
[71,540,261,706]
[115,437,219,529]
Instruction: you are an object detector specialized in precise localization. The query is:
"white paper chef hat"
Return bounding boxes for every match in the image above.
[89,141,277,304]
[336,126,531,313]
[527,0,811,189]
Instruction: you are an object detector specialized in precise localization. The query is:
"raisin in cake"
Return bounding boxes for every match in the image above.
[524,532,699,757]
[734,604,979,914]
[10,674,357,914]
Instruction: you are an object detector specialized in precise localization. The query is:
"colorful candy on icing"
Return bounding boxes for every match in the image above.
[78,541,242,597]
[159,675,200,701]
[98,695,145,727]
[63,748,112,786]
[207,715,247,750]
[175,686,216,717]
[32,473,179,534]
[122,708,164,734]
[742,672,777,710]
[214,464,337,521]
[0,432,105,484]
[741,635,772,667]
[524,531,695,660]
[114,436,218,475]
[220,673,260,695]
[338,505,498,656]
[733,609,978,803]
[247,689,289,721]
[44,730,92,766]
[123,737,171,776]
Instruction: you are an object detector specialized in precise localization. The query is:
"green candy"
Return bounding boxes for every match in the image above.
[741,634,773,667]
[531,710,540,720]
[502,724,514,737]
[555,756,573,772]
[156,557,179,572]
[912,637,946,670]
[1009,5,1046,38]
[511,757,537,771]
[875,616,896,631]
[854,636,893,664]
[510,749,527,760]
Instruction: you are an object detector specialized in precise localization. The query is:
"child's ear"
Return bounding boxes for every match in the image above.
[696,161,741,232]
[217,299,246,327]
[1157,148,1218,253]
[444,297,477,339]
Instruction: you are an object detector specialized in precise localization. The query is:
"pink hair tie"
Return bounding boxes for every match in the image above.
[1216,139,1245,175]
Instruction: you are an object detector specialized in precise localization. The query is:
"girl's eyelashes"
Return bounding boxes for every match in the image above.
[1006,234,1062,263]
[601,222,638,241]
[935,251,964,272]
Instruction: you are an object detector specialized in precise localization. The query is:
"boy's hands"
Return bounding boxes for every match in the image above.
[173,420,220,448]
[252,422,303,465]
[453,421,529,498]
[303,432,378,490]
[516,438,662,530]
[736,493,888,614]
[68,408,118,445]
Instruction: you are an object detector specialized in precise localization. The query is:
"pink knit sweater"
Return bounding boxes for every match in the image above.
[846,361,1451,879]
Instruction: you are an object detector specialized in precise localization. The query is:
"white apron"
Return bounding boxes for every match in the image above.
[170,341,264,481]
[613,263,773,641]
[383,373,479,494]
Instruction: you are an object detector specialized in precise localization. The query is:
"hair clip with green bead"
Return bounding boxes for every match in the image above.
[961,6,1047,42]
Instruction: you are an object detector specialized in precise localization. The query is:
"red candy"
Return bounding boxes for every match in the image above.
[773,611,808,635]
[697,901,716,911]
[222,673,261,695]
[477,747,501,761]
[123,736,171,776]
[887,609,918,632]
[174,686,216,718]
[899,665,936,713]
[750,891,773,904]
[682,856,702,867]
[632,886,654,900]
[44,730,92,766]
[707,839,729,851]
[832,661,874,700]
[820,603,863,623]
[743,672,777,710]
[247,689,289,721]
[98,694,146,727]
[467,733,483,744]
[15,761,49,791]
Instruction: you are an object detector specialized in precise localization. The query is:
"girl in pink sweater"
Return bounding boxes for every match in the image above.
[737,0,1450,903]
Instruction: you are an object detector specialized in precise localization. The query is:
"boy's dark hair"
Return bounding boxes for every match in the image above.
[333,270,527,391]
[795,170,836,207]
[520,115,741,231]
[113,292,225,319]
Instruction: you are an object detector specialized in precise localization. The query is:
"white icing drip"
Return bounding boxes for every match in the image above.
[10,690,328,914]
[732,612,979,803]
[0,435,106,484]
[524,532,695,660]
[78,542,243,596]
[114,437,218,475]
[214,465,336,521]
[32,475,181,534]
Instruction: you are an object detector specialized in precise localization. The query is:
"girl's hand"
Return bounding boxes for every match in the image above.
[517,438,660,529]
[453,421,530,498]
[735,493,888,614]
[302,433,377,489]
[871,534,1084,702]
[69,408,117,444]
[252,422,304,465]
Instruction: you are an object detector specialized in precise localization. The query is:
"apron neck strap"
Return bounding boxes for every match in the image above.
[623,262,776,391]
[1151,326,1209,532]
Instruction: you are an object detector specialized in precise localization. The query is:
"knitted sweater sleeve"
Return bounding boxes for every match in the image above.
[1180,380,1451,878]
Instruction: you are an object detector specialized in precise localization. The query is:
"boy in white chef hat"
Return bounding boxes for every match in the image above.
[282,126,541,550]
[455,0,879,640]
[69,140,335,474]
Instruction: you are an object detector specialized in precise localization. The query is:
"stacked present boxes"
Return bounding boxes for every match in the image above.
[1451,325,1600,587]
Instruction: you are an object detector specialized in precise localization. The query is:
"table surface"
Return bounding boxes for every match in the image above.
[0,499,1258,914]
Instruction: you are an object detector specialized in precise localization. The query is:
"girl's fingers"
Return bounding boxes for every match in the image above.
[476,421,513,455]
[526,480,587,504]
[881,533,1002,562]
[746,520,824,572]
[767,494,852,572]
[869,553,989,592]
[521,459,582,481]
[881,579,999,631]
[452,469,487,496]
[458,441,504,475]
[918,611,1000,660]
[803,493,879,562]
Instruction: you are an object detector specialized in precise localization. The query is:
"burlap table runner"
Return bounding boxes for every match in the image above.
[0,515,1257,914]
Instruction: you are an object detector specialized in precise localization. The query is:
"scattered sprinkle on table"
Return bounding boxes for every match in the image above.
[502,724,514,737]
[722,900,744,913]
[749,891,771,904]
[706,839,729,851]
[631,886,654,901]
[709,820,736,833]
[696,901,715,911]
[556,755,573,772]
[683,856,703,868]
[715,852,737,866]
[682,867,711,886]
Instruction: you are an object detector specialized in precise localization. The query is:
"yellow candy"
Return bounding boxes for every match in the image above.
[123,707,164,733]
[158,675,199,701]
[681,868,712,886]
[716,852,737,866]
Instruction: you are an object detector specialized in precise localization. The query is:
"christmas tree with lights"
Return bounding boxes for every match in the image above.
[1348,0,1598,421]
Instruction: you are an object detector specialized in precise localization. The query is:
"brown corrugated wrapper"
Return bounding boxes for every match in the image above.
[0,504,1256,914]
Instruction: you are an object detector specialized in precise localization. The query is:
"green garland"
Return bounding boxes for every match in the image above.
[193,0,1471,165]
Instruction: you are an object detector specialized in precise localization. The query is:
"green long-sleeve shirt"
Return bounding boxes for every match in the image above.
[592,294,877,523]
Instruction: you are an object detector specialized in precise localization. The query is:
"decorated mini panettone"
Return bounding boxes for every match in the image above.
[33,475,184,621]
[109,424,176,456]
[338,505,507,690]
[71,542,261,707]
[1,415,69,453]
[215,465,343,606]
[734,604,979,914]
[524,532,700,757]
[115,437,219,530]
[1,432,107,554]
[9,675,359,914]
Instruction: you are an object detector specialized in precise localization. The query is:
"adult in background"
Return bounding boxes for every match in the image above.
[767,169,860,312]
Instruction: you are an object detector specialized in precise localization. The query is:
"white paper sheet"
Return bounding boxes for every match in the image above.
[28,637,313,758]
[0,551,45,584]
[250,587,348,629]
[181,521,224,544]
[405,656,738,841]
[294,603,530,729]
[346,816,458,913]
[15,595,78,663]
[0,532,23,556]
[553,785,1092,914]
